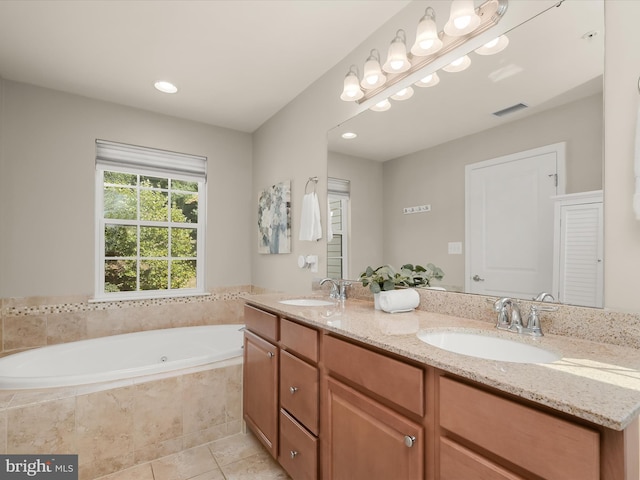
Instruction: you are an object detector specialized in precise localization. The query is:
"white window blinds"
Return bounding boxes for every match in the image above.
[328,177,350,195]
[95,140,207,182]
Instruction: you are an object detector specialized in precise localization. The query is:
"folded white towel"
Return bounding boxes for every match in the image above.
[634,101,640,220]
[378,289,420,313]
[299,192,322,241]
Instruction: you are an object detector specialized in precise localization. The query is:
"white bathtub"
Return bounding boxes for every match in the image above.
[0,324,244,389]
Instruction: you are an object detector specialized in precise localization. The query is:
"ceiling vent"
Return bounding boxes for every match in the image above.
[492,103,528,117]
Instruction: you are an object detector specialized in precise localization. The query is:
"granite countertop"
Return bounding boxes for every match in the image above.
[244,293,640,431]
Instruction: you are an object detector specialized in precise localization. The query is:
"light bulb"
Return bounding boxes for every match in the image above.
[444,0,481,37]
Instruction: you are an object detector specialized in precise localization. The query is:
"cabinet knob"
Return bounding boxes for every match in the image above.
[267,351,275,358]
[289,386,298,394]
[290,450,298,459]
[404,435,416,448]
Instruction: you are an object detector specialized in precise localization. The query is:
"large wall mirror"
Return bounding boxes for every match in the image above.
[327,0,604,307]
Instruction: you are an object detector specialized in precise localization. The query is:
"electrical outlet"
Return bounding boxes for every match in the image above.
[448,242,463,254]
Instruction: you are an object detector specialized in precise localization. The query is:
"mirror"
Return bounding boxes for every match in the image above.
[327,0,604,307]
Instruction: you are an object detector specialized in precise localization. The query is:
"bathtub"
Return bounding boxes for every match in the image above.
[0,324,244,390]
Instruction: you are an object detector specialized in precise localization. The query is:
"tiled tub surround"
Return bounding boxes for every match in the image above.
[0,286,251,479]
[0,358,243,480]
[246,292,640,431]
[0,286,251,356]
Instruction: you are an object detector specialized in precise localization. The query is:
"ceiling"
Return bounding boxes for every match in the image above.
[328,0,604,162]
[0,0,410,133]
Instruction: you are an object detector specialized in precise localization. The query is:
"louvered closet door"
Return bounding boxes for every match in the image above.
[558,202,603,307]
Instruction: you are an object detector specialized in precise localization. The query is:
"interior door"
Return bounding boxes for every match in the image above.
[465,143,565,298]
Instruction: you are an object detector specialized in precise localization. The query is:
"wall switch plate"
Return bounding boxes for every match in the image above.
[448,242,463,254]
[403,204,431,215]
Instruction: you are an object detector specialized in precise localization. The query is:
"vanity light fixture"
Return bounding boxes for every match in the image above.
[339,0,508,104]
[340,65,364,101]
[442,54,471,73]
[341,132,358,139]
[444,0,481,37]
[382,30,411,74]
[411,7,443,56]
[154,81,178,94]
[391,86,414,101]
[415,72,440,88]
[474,35,509,55]
[370,98,392,112]
[361,49,387,89]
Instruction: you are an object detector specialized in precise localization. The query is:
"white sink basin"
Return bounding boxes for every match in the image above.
[417,330,560,364]
[279,298,335,307]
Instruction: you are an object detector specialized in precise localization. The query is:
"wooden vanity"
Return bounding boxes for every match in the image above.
[242,298,640,480]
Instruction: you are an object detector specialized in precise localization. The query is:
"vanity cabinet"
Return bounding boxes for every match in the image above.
[245,300,638,480]
[243,305,279,457]
[243,305,319,480]
[322,334,425,480]
[278,318,320,479]
[438,376,600,480]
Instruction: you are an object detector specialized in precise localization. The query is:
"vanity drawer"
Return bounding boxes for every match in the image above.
[323,335,424,416]
[244,304,278,342]
[281,318,318,363]
[440,437,525,480]
[279,409,318,480]
[439,376,600,480]
[280,350,319,434]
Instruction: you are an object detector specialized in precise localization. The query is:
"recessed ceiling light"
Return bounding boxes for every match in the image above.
[154,81,178,94]
[341,132,357,140]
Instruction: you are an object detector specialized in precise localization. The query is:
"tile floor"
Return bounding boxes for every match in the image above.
[96,432,291,480]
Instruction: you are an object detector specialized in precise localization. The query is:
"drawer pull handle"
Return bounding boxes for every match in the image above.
[289,386,298,394]
[267,351,275,358]
[404,435,416,448]
[290,450,298,459]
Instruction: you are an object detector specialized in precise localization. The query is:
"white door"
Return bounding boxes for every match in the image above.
[465,143,565,298]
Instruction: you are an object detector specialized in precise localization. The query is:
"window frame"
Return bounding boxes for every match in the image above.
[93,142,207,301]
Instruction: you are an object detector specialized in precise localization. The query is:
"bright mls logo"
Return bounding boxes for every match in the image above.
[1,455,77,479]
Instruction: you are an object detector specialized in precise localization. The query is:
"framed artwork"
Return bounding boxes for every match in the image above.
[258,181,291,254]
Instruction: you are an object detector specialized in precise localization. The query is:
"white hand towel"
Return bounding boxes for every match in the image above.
[634,101,640,220]
[378,289,420,313]
[299,192,322,241]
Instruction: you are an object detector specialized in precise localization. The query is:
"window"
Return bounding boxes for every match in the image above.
[95,140,207,300]
[327,178,350,280]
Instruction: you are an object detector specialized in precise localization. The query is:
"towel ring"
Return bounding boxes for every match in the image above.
[305,176,318,194]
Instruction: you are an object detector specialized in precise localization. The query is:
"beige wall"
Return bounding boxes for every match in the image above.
[328,151,384,278]
[0,80,253,298]
[380,93,602,291]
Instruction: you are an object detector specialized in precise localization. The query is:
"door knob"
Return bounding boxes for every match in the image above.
[290,450,298,459]
[267,351,275,358]
[289,386,298,394]
[472,274,485,282]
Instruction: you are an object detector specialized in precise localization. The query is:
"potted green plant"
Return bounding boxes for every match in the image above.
[359,265,398,294]
[396,263,445,288]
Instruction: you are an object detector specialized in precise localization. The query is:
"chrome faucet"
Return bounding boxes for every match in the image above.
[492,297,557,337]
[494,297,524,333]
[320,278,351,301]
[533,292,555,302]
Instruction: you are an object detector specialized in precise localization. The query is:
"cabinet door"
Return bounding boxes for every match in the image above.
[243,330,279,458]
[325,377,423,480]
